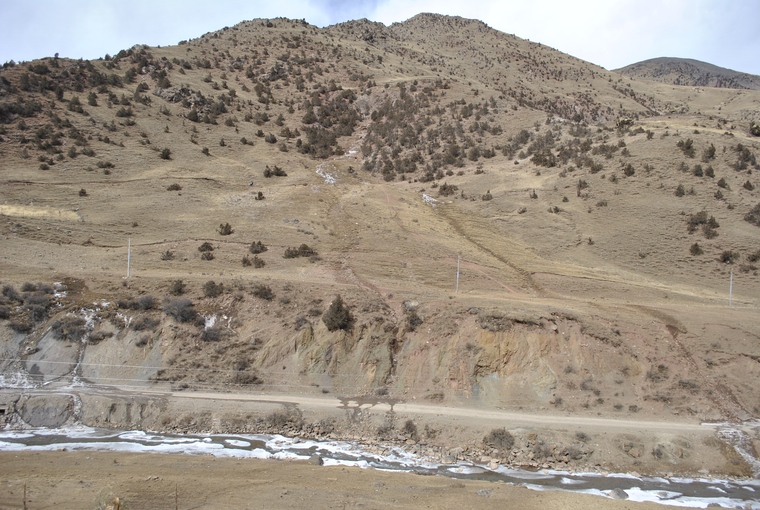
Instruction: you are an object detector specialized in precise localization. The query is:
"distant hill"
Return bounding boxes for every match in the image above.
[615,57,760,90]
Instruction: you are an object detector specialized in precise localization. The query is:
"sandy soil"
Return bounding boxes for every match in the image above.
[0,450,664,510]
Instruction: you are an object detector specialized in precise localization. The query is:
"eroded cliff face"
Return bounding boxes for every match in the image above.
[1,274,758,428]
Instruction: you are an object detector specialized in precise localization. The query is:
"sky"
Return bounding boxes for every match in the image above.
[1,0,758,75]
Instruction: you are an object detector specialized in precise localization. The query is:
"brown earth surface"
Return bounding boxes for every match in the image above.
[0,450,670,510]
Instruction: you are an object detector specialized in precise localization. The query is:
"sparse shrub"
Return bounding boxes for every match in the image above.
[702,143,716,162]
[438,182,458,197]
[135,295,156,310]
[744,180,755,191]
[163,298,197,323]
[249,241,267,254]
[169,280,186,296]
[218,223,234,235]
[166,183,182,191]
[264,133,277,143]
[322,295,351,331]
[677,138,695,157]
[79,188,88,197]
[719,250,738,264]
[242,255,252,267]
[575,431,590,442]
[202,147,210,156]
[283,244,316,259]
[263,165,287,178]
[3,285,22,302]
[674,184,685,197]
[717,177,729,189]
[8,320,33,333]
[702,224,718,239]
[745,203,760,227]
[201,251,214,261]
[251,284,274,301]
[622,163,635,177]
[401,419,418,440]
[405,310,423,332]
[690,243,703,256]
[159,148,172,160]
[51,316,88,341]
[115,106,133,118]
[132,316,159,331]
[88,330,113,344]
[198,242,214,252]
[135,334,152,347]
[203,280,224,298]
[483,428,514,451]
[160,250,174,261]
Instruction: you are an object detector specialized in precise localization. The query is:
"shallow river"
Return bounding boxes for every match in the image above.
[0,427,757,508]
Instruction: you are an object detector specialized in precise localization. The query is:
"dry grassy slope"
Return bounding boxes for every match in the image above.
[0,14,760,424]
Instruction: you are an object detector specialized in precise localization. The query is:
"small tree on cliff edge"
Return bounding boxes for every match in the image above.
[322,295,352,331]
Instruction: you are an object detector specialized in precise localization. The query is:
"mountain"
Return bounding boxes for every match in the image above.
[615,57,760,90]
[1,14,760,477]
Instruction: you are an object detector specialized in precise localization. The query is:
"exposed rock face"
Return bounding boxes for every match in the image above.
[17,394,72,427]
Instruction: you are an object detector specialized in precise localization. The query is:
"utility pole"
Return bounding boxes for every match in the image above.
[127,238,131,279]
[729,269,733,307]
[456,254,460,293]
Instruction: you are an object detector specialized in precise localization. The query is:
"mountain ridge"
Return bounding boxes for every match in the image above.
[615,56,760,90]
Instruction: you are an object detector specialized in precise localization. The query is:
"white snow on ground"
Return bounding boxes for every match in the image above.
[0,372,36,389]
[422,194,438,207]
[0,428,758,509]
[53,282,67,299]
[316,163,337,184]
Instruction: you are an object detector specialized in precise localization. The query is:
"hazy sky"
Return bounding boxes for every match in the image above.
[1,0,758,74]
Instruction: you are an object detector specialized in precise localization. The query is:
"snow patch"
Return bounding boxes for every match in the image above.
[0,371,37,389]
[422,194,438,208]
[316,163,337,184]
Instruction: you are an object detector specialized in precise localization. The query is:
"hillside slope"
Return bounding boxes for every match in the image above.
[0,14,759,447]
